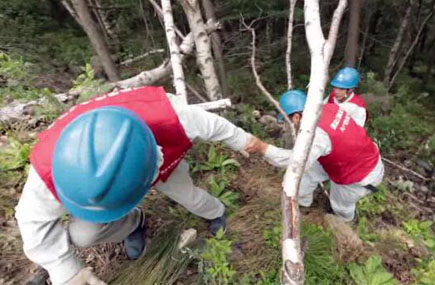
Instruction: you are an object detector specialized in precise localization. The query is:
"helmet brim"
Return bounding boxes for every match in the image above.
[59,184,149,223]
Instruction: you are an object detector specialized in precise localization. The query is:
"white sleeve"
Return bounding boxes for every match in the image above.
[15,166,83,285]
[338,102,366,127]
[263,128,332,170]
[175,105,250,151]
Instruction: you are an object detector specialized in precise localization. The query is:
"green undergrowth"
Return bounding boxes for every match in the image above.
[349,255,398,285]
[110,223,198,285]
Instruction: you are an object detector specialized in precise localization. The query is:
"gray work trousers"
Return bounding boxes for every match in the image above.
[68,160,225,248]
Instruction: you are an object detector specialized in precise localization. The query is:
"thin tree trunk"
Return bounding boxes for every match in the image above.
[179,0,222,101]
[89,0,110,41]
[70,0,120,81]
[281,1,347,284]
[286,0,298,90]
[93,0,120,46]
[201,0,229,97]
[383,5,411,87]
[61,0,83,27]
[357,10,371,69]
[149,0,185,39]
[388,3,435,91]
[161,0,188,104]
[344,0,364,67]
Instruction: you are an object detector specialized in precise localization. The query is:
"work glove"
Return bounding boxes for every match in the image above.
[64,267,107,285]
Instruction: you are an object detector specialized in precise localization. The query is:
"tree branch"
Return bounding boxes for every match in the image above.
[243,20,297,141]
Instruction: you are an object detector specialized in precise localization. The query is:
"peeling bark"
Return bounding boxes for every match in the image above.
[179,0,222,101]
[201,0,229,97]
[162,0,188,105]
[281,1,347,284]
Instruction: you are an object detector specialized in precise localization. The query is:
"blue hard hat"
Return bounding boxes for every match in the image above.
[330,67,360,89]
[52,107,158,223]
[278,89,307,121]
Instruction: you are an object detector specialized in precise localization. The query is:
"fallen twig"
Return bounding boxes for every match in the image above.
[382,157,430,181]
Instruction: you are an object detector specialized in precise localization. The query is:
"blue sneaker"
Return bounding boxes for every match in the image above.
[209,214,227,235]
[124,208,146,260]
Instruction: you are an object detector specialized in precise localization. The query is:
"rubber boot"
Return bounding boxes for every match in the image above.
[209,213,227,236]
[124,208,146,260]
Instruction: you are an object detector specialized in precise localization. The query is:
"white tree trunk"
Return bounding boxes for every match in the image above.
[115,32,195,89]
[162,0,188,105]
[281,1,347,284]
[286,0,298,90]
[201,0,229,97]
[179,0,222,101]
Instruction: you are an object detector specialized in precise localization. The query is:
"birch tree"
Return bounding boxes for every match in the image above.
[201,0,229,97]
[162,0,188,105]
[281,0,347,284]
[286,0,298,90]
[69,0,120,81]
[179,0,222,101]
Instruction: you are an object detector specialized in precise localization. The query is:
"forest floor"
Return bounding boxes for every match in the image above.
[0,112,434,284]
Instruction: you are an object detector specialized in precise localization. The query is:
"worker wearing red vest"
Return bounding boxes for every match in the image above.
[15,86,266,285]
[249,90,384,222]
[325,67,367,127]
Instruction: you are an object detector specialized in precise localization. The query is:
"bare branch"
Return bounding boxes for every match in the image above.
[382,158,431,181]
[324,0,348,65]
[243,20,297,141]
[120,49,165,66]
[388,4,435,90]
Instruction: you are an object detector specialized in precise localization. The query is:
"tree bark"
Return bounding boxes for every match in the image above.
[286,0,298,90]
[357,9,371,69]
[179,0,222,101]
[281,1,347,284]
[344,0,364,67]
[61,0,82,27]
[383,5,411,87]
[92,0,120,47]
[70,0,120,81]
[201,0,229,97]
[162,0,188,105]
[388,3,435,91]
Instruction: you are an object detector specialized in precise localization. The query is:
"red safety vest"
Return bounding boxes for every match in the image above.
[30,86,192,201]
[317,104,379,184]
